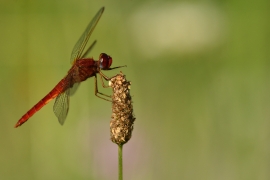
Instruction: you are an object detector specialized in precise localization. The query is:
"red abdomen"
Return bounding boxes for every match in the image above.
[15,79,67,128]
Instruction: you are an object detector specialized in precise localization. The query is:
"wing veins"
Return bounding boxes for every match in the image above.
[70,7,104,64]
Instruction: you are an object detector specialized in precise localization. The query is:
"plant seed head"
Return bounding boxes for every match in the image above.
[109,72,135,145]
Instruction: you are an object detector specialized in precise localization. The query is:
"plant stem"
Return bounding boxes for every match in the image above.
[118,144,123,180]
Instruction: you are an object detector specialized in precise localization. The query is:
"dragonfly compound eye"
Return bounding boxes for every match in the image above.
[99,53,112,69]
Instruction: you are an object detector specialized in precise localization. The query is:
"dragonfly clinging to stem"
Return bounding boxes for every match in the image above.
[15,7,125,128]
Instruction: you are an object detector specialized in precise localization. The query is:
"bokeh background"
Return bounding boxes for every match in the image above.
[1,0,270,179]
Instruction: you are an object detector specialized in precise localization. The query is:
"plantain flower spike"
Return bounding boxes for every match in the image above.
[109,72,135,145]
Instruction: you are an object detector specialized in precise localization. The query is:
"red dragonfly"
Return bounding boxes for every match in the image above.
[15,7,125,128]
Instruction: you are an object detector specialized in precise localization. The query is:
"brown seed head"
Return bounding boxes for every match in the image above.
[109,72,135,145]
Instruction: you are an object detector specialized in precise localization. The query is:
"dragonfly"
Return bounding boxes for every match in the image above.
[15,7,125,128]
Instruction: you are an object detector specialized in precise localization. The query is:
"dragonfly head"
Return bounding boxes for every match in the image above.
[99,53,112,70]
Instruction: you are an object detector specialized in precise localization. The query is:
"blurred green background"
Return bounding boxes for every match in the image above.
[1,0,270,179]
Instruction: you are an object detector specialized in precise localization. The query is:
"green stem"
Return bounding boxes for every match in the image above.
[118,144,123,180]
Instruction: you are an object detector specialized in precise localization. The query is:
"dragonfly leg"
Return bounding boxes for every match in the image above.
[98,71,111,81]
[94,75,112,102]
[99,74,110,88]
[98,65,126,81]
[99,70,124,81]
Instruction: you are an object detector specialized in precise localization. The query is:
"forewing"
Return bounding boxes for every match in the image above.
[70,7,104,64]
[53,88,70,125]
[82,40,97,58]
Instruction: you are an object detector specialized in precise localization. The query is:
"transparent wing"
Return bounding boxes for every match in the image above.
[53,88,70,125]
[69,82,80,96]
[53,71,75,125]
[70,7,104,64]
[82,40,97,58]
